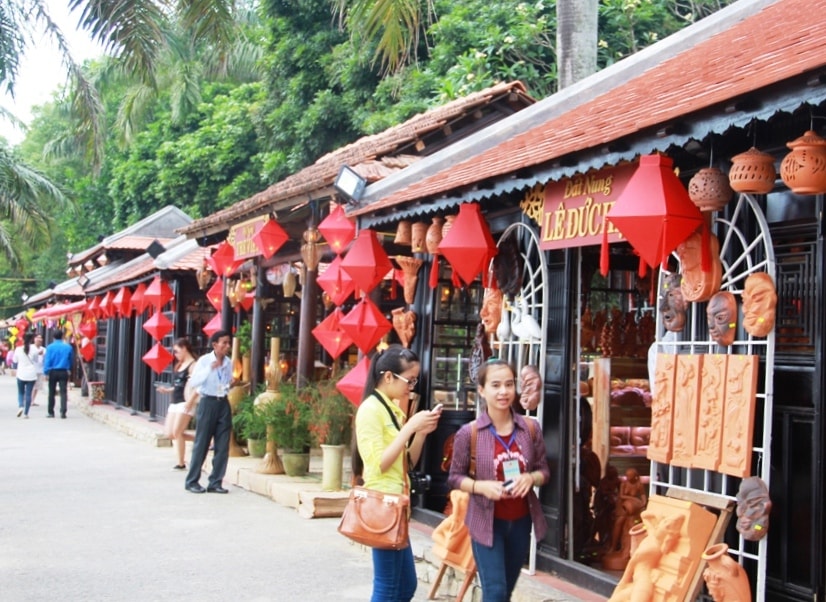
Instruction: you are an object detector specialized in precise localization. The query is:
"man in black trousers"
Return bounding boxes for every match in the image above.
[43,329,74,419]
[184,330,236,494]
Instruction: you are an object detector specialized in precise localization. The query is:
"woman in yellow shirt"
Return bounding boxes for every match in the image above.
[354,345,442,601]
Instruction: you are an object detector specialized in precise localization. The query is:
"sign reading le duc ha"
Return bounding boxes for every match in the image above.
[228,215,270,260]
[539,164,635,251]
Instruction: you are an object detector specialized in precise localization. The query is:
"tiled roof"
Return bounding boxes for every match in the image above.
[179,81,533,237]
[353,0,825,215]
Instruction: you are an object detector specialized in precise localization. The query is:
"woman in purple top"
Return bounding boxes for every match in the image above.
[448,359,550,601]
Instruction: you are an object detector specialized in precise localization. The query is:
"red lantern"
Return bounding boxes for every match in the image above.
[338,296,392,354]
[142,342,173,373]
[80,338,96,362]
[336,356,371,406]
[312,308,354,359]
[131,282,148,314]
[98,290,117,319]
[605,154,704,274]
[208,241,244,277]
[237,292,254,313]
[318,203,355,255]
[15,317,29,333]
[144,276,174,310]
[78,319,98,339]
[317,255,355,306]
[86,296,101,317]
[340,229,393,294]
[437,203,498,287]
[206,277,224,311]
[203,313,222,338]
[112,286,132,317]
[142,311,173,340]
[252,218,289,259]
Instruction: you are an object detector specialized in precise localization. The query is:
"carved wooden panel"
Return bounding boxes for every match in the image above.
[647,354,677,464]
[693,354,728,472]
[719,354,759,477]
[671,355,702,468]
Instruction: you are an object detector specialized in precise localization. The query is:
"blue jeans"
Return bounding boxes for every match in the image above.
[371,542,417,602]
[471,515,532,602]
[17,379,35,416]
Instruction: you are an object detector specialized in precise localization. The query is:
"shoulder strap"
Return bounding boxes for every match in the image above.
[469,420,478,478]
[525,416,537,441]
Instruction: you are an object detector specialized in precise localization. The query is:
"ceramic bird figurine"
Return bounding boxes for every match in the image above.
[509,296,542,341]
[496,297,511,341]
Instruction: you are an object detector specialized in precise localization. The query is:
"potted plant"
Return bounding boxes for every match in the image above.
[309,379,354,491]
[262,383,313,476]
[232,387,267,458]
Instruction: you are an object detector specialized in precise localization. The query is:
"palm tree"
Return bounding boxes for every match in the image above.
[557,0,598,89]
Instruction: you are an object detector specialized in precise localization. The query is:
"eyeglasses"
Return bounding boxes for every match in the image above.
[392,372,418,387]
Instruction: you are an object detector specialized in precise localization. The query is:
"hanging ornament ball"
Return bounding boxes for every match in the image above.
[688,167,734,212]
[728,147,776,194]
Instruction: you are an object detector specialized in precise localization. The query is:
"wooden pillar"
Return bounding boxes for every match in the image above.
[250,262,266,391]
[296,269,318,388]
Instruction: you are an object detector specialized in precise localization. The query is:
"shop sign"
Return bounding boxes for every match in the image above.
[539,165,635,250]
[228,215,269,260]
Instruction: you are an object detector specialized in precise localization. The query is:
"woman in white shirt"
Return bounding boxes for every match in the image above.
[14,333,40,418]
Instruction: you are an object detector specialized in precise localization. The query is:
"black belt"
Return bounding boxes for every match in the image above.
[202,395,228,401]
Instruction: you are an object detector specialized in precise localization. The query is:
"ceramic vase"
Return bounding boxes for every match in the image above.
[394,220,412,245]
[426,216,445,254]
[728,147,776,194]
[780,129,826,194]
[702,543,752,602]
[411,222,429,253]
[689,167,734,212]
[320,444,345,491]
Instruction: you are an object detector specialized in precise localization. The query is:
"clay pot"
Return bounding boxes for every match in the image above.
[780,129,826,194]
[411,222,429,253]
[728,147,777,194]
[689,167,734,212]
[426,216,445,254]
[702,543,752,602]
[628,521,648,556]
[441,214,457,239]
[394,220,411,246]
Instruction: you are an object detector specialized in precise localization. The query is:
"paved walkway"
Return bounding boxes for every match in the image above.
[4,373,606,602]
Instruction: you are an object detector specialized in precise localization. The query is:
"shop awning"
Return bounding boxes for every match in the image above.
[31,300,89,321]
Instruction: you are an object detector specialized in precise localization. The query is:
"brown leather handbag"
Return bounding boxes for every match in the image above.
[337,486,410,549]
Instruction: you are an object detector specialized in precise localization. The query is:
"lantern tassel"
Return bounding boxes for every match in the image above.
[650,267,657,307]
[638,256,647,278]
[660,222,669,271]
[390,274,397,300]
[429,256,440,289]
[451,270,461,288]
[600,222,610,276]
[701,223,711,273]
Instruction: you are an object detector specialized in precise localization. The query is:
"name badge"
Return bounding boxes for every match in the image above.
[503,459,521,481]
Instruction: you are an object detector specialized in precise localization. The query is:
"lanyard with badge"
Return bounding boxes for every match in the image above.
[492,427,522,481]
[216,359,231,396]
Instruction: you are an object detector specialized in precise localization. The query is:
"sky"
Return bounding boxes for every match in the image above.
[1,1,104,146]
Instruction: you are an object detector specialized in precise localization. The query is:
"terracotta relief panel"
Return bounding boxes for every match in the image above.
[671,355,702,468]
[720,354,759,478]
[608,494,716,602]
[648,354,677,465]
[693,354,728,472]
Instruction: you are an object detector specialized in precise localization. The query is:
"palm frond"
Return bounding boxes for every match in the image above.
[115,82,157,146]
[169,60,203,124]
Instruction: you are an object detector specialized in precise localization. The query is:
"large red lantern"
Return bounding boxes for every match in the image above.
[317,255,355,306]
[605,154,704,274]
[338,296,392,354]
[318,203,355,255]
[252,218,289,259]
[208,241,244,277]
[78,319,98,339]
[98,290,117,319]
[80,338,96,362]
[86,295,102,318]
[206,277,224,311]
[312,308,354,359]
[340,229,393,295]
[203,313,222,338]
[142,342,173,373]
[336,356,371,406]
[130,282,148,315]
[112,286,132,317]
[142,311,173,340]
[237,292,254,313]
[438,203,498,287]
[144,276,174,310]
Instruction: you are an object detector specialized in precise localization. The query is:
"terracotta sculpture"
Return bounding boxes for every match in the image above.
[391,307,417,348]
[395,255,424,305]
[741,272,778,337]
[648,353,677,464]
[707,291,737,347]
[518,365,542,411]
[694,354,728,471]
[479,288,503,336]
[671,355,702,468]
[720,355,759,477]
[736,476,771,541]
[659,272,687,332]
[469,322,492,384]
[608,468,648,553]
[676,229,722,302]
[702,543,752,602]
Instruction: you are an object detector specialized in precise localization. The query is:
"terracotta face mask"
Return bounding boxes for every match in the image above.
[741,272,777,337]
[659,273,687,332]
[736,476,771,541]
[479,288,503,335]
[707,291,737,346]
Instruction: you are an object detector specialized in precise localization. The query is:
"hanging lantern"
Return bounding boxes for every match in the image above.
[338,296,392,354]
[87,295,102,318]
[203,313,222,339]
[605,154,704,274]
[237,292,255,313]
[411,222,428,253]
[78,319,98,339]
[729,147,776,194]
[144,276,174,309]
[112,286,133,317]
[318,203,355,255]
[688,167,734,212]
[253,218,289,259]
[336,356,372,406]
[142,342,174,374]
[80,338,96,362]
[780,130,826,194]
[312,308,355,359]
[340,229,393,294]
[394,220,412,246]
[317,255,355,306]
[196,256,213,290]
[206,277,224,311]
[301,227,322,272]
[437,203,498,287]
[98,290,117,319]
[130,282,148,315]
[142,311,174,340]
[208,241,244,277]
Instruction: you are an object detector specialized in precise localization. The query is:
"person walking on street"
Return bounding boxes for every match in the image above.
[184,330,236,494]
[30,334,46,406]
[43,329,74,419]
[13,333,39,418]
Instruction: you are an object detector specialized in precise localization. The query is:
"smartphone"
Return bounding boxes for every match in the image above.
[503,479,515,492]
[431,403,444,413]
